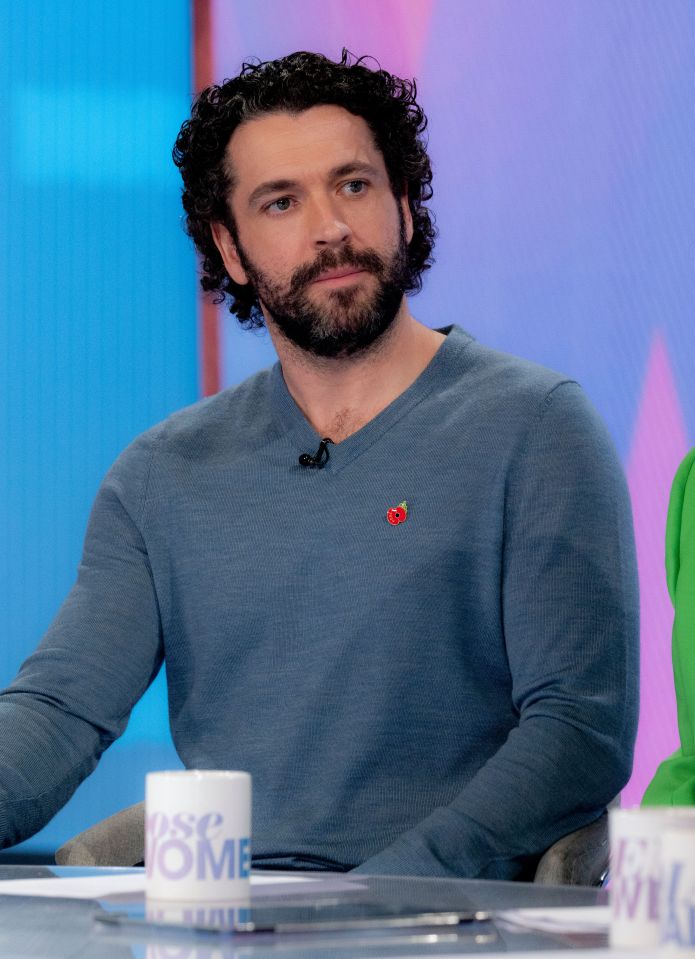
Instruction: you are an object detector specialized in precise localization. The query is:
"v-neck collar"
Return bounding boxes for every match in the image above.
[269,325,475,474]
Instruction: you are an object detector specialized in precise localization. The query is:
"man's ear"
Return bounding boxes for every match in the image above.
[210,221,249,285]
[399,185,414,246]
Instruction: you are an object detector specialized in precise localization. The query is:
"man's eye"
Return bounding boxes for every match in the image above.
[343,180,367,195]
[267,197,293,213]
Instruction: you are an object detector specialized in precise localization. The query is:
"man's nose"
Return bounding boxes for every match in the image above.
[309,196,352,246]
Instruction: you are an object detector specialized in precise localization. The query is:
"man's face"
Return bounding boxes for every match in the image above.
[213,105,414,358]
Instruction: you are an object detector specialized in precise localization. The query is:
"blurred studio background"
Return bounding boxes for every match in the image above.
[2,0,695,858]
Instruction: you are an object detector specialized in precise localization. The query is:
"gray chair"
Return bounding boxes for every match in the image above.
[56,802,145,869]
[533,809,610,885]
[55,801,611,885]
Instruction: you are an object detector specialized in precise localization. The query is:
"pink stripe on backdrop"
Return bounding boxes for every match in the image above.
[623,331,689,805]
[194,0,222,396]
[212,0,435,84]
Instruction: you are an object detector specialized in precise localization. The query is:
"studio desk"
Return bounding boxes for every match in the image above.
[0,866,611,959]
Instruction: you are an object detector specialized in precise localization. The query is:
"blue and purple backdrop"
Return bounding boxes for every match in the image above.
[2,0,694,855]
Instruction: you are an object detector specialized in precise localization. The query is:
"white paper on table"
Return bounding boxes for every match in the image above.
[376,954,616,959]
[382,953,618,959]
[497,905,610,933]
[0,870,324,900]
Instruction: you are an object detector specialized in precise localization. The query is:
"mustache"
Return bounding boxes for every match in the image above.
[289,247,386,294]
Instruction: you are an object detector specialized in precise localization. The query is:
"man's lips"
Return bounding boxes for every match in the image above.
[311,268,367,285]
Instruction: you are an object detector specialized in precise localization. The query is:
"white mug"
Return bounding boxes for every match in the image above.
[610,807,695,949]
[660,818,695,953]
[145,770,252,902]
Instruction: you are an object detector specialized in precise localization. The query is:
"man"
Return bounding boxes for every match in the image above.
[0,51,638,879]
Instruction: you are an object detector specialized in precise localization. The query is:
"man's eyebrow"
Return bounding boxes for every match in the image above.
[247,179,298,208]
[246,163,381,209]
[329,161,380,179]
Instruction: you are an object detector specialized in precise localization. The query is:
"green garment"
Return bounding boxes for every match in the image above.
[643,447,695,805]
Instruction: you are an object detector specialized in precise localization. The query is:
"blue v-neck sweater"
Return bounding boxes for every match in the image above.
[0,326,639,878]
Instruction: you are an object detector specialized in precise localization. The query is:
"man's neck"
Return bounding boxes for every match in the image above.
[268,307,446,443]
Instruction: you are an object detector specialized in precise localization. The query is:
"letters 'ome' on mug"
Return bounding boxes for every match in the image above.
[145,770,252,902]
[610,807,695,950]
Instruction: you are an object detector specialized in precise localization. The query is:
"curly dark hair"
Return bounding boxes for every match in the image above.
[173,49,436,328]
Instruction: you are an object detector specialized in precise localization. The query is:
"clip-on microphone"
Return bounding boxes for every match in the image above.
[298,437,334,469]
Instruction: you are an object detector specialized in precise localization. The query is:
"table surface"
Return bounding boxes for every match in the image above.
[0,865,608,959]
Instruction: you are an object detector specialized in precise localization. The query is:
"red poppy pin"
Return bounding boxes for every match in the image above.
[386,501,408,525]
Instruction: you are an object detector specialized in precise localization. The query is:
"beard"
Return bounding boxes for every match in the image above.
[234,218,410,359]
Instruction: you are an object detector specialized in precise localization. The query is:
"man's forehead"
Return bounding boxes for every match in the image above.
[224,105,383,191]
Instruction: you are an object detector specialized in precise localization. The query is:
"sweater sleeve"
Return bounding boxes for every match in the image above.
[0,433,163,848]
[354,381,640,879]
